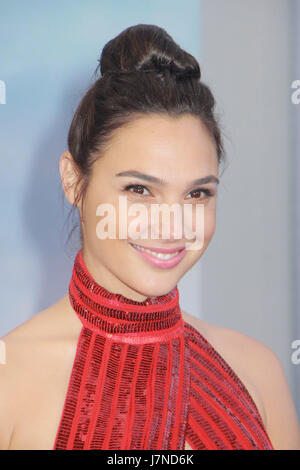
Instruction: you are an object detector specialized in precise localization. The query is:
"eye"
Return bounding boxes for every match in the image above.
[186,188,215,200]
[122,184,215,200]
[123,184,151,196]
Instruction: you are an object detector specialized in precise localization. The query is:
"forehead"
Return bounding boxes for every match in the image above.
[96,113,218,175]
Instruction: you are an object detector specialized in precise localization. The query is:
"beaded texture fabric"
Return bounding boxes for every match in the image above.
[53,250,274,450]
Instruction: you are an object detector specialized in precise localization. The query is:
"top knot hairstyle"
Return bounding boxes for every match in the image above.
[64,24,225,247]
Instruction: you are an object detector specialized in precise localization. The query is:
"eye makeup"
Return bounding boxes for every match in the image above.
[121,183,216,201]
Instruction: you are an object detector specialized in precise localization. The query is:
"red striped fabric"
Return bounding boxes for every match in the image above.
[53,250,274,450]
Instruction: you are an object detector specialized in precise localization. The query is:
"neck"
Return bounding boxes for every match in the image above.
[68,249,183,343]
[81,246,151,302]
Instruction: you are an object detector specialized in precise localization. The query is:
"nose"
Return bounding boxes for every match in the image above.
[149,200,204,248]
[148,201,185,242]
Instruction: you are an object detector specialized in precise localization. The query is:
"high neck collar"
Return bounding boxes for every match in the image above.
[68,249,183,342]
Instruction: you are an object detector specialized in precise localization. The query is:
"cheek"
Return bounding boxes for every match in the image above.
[192,203,216,251]
[189,202,216,241]
[204,200,217,244]
[204,214,216,247]
[83,192,101,236]
[184,205,216,258]
[82,185,115,243]
[204,209,216,244]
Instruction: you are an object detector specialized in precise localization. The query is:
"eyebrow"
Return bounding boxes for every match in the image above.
[115,170,220,186]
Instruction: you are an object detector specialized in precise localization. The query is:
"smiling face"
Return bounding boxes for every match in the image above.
[60,113,219,301]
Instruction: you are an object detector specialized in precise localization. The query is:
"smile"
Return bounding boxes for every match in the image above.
[129,242,186,269]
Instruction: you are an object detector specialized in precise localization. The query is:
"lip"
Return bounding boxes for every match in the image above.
[129,242,186,269]
[129,243,186,254]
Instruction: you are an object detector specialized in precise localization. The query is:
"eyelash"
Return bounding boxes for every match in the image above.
[122,184,215,201]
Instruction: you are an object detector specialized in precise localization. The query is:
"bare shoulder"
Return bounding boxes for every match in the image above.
[0,295,79,450]
[0,302,60,449]
[181,310,300,450]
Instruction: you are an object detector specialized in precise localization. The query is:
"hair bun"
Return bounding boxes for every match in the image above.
[98,24,201,80]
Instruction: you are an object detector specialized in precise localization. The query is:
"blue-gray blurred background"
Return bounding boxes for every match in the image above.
[0,0,299,418]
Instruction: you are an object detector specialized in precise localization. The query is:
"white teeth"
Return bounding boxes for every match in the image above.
[131,244,180,260]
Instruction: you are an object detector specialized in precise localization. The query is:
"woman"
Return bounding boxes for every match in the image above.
[1,24,300,450]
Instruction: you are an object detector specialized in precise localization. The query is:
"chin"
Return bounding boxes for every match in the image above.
[131,278,178,299]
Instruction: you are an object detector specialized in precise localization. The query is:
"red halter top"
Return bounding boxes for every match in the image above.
[53,249,274,450]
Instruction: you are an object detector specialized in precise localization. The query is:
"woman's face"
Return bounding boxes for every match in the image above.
[60,113,219,301]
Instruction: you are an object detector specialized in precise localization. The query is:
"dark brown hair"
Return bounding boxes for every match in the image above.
[62,24,225,250]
